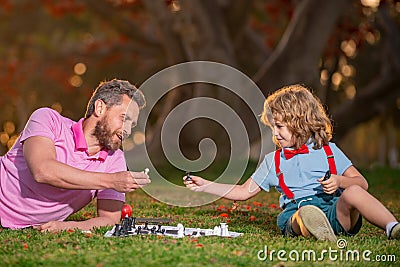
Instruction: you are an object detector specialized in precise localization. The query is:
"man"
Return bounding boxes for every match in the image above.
[0,79,150,232]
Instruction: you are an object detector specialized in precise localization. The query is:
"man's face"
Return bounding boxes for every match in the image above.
[93,95,139,150]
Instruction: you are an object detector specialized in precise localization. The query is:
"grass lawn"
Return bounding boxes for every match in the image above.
[1,166,399,267]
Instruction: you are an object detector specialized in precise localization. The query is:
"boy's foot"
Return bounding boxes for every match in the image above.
[388,223,400,240]
[298,205,337,242]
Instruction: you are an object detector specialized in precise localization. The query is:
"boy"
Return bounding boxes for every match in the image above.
[184,84,399,241]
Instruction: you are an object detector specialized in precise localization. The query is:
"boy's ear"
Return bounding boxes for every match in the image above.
[93,99,107,117]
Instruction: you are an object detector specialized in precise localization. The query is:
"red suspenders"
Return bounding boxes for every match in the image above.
[274,144,337,199]
[274,149,295,199]
[322,145,337,175]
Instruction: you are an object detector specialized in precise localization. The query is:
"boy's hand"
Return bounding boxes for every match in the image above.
[318,174,340,195]
[183,175,209,192]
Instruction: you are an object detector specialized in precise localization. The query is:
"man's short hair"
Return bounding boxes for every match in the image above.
[85,79,146,118]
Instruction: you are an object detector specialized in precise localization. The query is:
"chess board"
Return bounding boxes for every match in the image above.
[104,217,243,238]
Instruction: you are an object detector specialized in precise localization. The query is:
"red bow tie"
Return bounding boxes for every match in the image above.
[284,144,309,159]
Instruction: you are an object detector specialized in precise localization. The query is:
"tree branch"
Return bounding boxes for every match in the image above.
[253,0,349,93]
[223,0,254,43]
[332,74,400,140]
[82,0,161,50]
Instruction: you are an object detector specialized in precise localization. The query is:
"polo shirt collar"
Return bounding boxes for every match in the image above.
[71,118,109,161]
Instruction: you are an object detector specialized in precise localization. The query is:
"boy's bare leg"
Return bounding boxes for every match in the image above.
[291,210,311,236]
[336,185,397,231]
[290,206,336,241]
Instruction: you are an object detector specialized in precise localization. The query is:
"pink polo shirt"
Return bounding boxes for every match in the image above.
[0,108,126,229]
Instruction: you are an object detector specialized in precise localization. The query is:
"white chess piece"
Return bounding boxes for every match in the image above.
[144,168,149,175]
[177,223,184,238]
[213,226,221,236]
[224,224,229,237]
[220,223,229,237]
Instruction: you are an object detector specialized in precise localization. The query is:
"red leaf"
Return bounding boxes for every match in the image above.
[269,204,278,209]
[252,201,262,207]
[249,215,256,221]
[219,213,229,218]
[216,205,226,211]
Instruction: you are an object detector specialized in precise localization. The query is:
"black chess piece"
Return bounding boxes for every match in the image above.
[131,217,136,229]
[121,217,131,236]
[114,224,120,236]
[323,170,331,181]
[185,171,192,181]
[144,221,149,230]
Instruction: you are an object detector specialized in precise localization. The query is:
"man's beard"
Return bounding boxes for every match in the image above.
[92,117,121,151]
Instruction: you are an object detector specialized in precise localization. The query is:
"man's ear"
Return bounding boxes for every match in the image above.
[93,99,107,117]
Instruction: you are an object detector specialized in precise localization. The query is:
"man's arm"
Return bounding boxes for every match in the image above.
[23,136,149,192]
[38,199,123,232]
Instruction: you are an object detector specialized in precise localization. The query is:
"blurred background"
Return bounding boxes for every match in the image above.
[0,0,399,168]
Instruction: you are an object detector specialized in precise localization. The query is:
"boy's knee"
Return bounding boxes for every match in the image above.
[340,185,366,203]
[342,184,365,195]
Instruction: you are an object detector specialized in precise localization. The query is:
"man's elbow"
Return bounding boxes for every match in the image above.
[101,215,120,226]
[31,166,52,184]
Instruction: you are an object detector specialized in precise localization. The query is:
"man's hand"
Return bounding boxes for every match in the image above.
[110,171,151,193]
[34,221,75,233]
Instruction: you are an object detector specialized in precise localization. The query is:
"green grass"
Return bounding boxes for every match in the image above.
[1,166,399,267]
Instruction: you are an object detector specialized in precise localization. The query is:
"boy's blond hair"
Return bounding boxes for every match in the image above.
[261,84,332,149]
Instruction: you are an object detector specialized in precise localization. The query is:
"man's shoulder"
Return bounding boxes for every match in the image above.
[32,107,62,118]
[30,107,74,125]
[107,148,125,158]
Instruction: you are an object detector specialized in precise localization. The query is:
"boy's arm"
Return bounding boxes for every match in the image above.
[37,199,123,232]
[184,176,261,201]
[337,165,368,190]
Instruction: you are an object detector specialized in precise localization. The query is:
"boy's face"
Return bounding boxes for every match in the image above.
[272,118,294,148]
